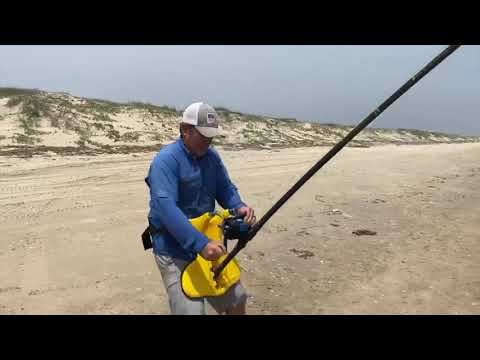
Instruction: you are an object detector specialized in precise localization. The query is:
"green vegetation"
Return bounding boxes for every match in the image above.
[396,128,460,140]
[12,133,42,145]
[241,128,273,145]
[6,96,24,108]
[398,128,429,139]
[92,122,113,131]
[220,112,233,122]
[320,122,351,129]
[75,126,93,147]
[243,114,264,123]
[4,95,54,140]
[19,115,40,132]
[214,106,243,116]
[56,105,78,123]
[0,87,41,98]
[126,102,180,116]
[310,125,345,138]
[106,128,121,142]
[214,106,233,112]
[2,87,477,151]
[6,95,51,117]
[76,98,123,115]
[13,97,49,139]
[49,116,60,128]
[273,117,297,123]
[93,113,114,122]
[430,131,461,139]
[64,118,77,131]
[149,132,166,142]
[119,131,141,142]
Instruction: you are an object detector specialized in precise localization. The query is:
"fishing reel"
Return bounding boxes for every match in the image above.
[223,215,252,242]
[213,212,256,280]
[218,209,254,253]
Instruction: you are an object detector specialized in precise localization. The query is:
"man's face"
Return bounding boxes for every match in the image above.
[184,126,213,157]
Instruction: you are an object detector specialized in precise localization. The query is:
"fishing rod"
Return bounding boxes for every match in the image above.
[213,45,462,280]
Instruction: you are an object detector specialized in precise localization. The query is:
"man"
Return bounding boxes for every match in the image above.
[145,101,256,315]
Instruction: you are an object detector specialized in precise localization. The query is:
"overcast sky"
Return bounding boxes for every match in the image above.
[1,45,478,135]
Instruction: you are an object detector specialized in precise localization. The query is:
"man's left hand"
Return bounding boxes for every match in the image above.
[236,206,256,226]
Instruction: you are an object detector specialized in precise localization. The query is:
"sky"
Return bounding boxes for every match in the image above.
[1,45,478,136]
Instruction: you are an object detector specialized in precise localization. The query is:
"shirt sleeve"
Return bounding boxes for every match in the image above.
[147,155,210,254]
[214,152,247,211]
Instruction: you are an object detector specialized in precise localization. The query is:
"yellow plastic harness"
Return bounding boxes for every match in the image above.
[181,209,241,298]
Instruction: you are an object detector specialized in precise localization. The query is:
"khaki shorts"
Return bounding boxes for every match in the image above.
[154,253,248,315]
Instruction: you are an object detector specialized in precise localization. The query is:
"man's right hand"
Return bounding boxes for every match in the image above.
[200,241,227,261]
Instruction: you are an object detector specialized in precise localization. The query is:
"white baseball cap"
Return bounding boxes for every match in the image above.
[181,102,223,138]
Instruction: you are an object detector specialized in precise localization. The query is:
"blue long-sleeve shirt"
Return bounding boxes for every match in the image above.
[145,138,246,261]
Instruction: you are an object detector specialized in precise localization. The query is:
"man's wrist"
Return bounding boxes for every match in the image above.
[193,235,210,254]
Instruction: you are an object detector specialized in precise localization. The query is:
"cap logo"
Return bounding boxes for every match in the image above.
[206,112,217,125]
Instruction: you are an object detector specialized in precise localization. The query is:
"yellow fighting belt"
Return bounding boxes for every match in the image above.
[181,209,241,298]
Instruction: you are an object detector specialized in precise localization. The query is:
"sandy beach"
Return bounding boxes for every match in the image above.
[1,142,479,314]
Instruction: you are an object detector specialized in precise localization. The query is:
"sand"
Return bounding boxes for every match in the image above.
[0,142,479,314]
